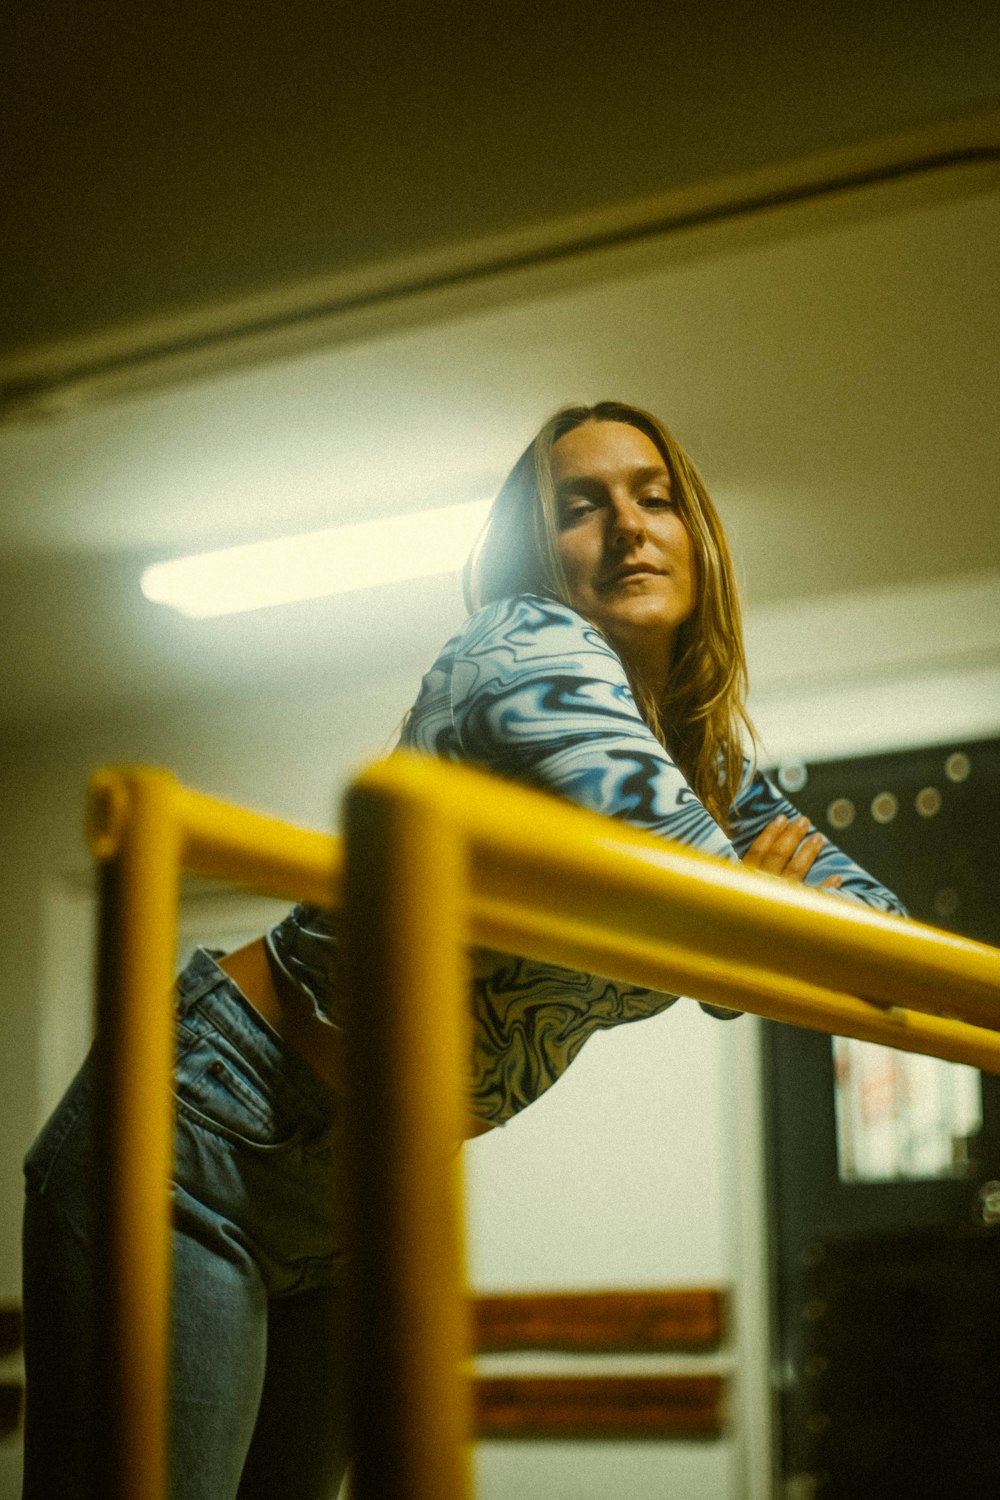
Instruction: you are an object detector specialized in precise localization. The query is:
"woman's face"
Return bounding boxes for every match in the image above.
[550,420,697,683]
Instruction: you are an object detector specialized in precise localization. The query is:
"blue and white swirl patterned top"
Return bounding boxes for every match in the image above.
[267,595,906,1125]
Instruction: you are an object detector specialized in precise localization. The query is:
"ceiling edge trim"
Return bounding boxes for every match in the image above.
[3,107,999,422]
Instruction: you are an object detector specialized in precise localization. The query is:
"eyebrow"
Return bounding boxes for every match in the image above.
[555,463,671,497]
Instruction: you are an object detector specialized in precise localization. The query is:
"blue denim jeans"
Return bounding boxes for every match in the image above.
[21,948,350,1500]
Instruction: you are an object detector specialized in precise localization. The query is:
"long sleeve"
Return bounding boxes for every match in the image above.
[729,766,908,916]
[403,598,738,1121]
[406,594,906,915]
[404,594,740,859]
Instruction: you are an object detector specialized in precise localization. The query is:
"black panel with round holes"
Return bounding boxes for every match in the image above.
[773,737,999,946]
[763,737,1000,1499]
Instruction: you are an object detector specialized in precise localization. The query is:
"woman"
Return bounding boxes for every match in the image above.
[22,401,905,1499]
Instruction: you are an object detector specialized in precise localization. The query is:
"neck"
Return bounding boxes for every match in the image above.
[611,626,674,705]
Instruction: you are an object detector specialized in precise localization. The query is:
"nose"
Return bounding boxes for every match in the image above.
[608,497,645,547]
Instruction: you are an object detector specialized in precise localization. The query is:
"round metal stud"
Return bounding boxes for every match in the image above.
[826,797,855,830]
[915,786,942,818]
[778,762,808,793]
[945,751,971,783]
[870,791,898,824]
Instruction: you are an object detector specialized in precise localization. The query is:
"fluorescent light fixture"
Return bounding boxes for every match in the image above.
[141,497,492,617]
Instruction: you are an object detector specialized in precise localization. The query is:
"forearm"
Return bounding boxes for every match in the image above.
[731,768,908,915]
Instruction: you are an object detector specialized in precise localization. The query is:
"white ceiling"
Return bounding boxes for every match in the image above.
[1,165,998,736]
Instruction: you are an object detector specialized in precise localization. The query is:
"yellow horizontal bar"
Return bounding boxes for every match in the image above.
[88,766,341,907]
[474,894,1000,1074]
[87,759,1000,1072]
[176,783,340,906]
[354,754,1000,1034]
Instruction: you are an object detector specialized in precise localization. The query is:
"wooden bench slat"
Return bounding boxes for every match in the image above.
[475,1373,724,1438]
[473,1289,724,1352]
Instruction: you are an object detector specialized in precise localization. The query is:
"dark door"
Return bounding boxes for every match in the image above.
[763,737,1000,1500]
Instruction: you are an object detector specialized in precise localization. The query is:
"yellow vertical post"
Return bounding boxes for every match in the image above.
[87,767,181,1500]
[342,775,473,1500]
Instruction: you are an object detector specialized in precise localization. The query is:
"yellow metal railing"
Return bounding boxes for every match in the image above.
[85,755,1000,1500]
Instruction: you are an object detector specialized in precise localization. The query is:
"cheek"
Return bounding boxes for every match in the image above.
[555,535,595,593]
[655,513,691,561]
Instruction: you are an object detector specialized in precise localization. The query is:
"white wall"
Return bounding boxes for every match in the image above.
[2,569,998,1499]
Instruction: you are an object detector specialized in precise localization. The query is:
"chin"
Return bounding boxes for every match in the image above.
[608,604,683,635]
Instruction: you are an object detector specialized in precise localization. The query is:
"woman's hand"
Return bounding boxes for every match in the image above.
[743,814,843,889]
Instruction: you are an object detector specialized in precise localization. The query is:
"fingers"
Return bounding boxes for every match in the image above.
[744,814,827,882]
[744,813,802,870]
[742,815,785,866]
[784,825,825,881]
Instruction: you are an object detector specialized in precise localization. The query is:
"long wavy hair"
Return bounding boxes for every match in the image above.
[463,401,755,826]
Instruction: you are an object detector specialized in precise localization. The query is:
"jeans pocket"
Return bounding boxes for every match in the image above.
[174,1031,303,1151]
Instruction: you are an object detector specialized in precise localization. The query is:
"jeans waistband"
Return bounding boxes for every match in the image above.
[175,945,233,1015]
[175,947,341,1127]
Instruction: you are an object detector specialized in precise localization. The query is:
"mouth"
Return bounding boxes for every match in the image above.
[598,563,665,590]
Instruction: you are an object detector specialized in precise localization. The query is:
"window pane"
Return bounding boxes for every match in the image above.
[833,1037,982,1182]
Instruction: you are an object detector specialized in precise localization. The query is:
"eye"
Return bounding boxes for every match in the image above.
[558,498,595,528]
[640,492,675,509]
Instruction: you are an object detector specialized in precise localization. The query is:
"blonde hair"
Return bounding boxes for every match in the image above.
[464,401,755,826]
